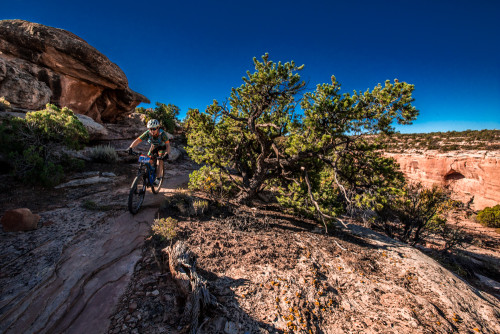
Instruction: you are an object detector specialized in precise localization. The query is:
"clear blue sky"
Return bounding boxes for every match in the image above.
[3,0,499,133]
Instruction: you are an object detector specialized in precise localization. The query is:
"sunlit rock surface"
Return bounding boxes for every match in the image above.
[0,19,149,122]
[386,151,500,210]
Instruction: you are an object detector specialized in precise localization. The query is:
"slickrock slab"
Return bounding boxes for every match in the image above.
[0,208,154,334]
[0,162,192,334]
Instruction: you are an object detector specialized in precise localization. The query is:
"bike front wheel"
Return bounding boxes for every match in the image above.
[128,174,147,214]
[151,167,165,194]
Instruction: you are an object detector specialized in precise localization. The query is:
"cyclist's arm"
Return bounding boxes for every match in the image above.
[130,131,149,150]
[129,137,142,149]
[161,131,171,156]
[165,140,171,156]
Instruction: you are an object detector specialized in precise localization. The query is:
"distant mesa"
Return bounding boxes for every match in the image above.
[0,19,149,122]
[387,151,500,210]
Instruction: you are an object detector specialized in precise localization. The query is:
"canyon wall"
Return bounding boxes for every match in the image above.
[386,151,500,211]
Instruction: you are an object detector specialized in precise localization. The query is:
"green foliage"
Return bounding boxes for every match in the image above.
[136,102,180,133]
[24,104,89,150]
[188,165,237,200]
[391,183,452,244]
[476,205,500,228]
[0,104,88,186]
[8,146,64,187]
[151,217,178,242]
[59,154,86,172]
[88,144,118,163]
[186,54,418,227]
[0,96,11,111]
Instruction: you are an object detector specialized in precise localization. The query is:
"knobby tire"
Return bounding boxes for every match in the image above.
[128,174,147,214]
[151,165,165,194]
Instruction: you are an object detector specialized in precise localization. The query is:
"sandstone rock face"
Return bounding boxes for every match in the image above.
[0,57,52,109]
[1,208,40,232]
[74,114,108,140]
[386,151,500,210]
[0,20,149,122]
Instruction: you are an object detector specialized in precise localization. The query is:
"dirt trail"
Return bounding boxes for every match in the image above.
[0,161,192,334]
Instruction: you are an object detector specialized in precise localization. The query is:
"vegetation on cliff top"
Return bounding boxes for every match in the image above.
[379,129,500,152]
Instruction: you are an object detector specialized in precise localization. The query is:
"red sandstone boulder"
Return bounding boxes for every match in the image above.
[0,20,149,122]
[1,208,41,232]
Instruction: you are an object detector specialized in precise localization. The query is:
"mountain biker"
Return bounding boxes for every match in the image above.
[128,119,171,186]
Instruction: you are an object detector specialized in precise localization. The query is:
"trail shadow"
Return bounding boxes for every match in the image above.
[194,271,285,334]
[140,230,285,333]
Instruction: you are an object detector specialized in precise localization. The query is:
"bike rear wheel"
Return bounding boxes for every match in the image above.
[128,174,147,214]
[151,166,165,194]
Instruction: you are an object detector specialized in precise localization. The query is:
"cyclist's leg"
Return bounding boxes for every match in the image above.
[149,145,165,179]
[156,148,166,178]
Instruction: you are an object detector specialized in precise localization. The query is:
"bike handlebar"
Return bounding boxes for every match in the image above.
[128,149,139,156]
[128,149,166,160]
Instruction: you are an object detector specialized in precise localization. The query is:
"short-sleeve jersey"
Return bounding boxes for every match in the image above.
[139,129,169,147]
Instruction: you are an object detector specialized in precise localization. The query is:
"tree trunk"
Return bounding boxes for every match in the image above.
[234,174,266,203]
[164,241,217,333]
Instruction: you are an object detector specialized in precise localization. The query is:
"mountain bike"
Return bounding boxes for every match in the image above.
[127,150,165,214]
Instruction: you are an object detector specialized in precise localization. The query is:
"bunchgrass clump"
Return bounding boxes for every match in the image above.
[88,144,118,163]
[193,199,209,215]
[151,217,178,242]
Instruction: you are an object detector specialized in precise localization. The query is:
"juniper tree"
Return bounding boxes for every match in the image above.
[187,54,418,229]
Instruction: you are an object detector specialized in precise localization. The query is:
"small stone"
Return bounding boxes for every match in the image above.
[128,302,137,312]
[43,220,55,227]
[224,321,240,334]
[152,289,160,296]
[1,208,40,232]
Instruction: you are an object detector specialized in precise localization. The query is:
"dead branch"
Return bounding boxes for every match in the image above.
[164,241,217,333]
[302,167,335,233]
[332,167,352,204]
[255,123,280,129]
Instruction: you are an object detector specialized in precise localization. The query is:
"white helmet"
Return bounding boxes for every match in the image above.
[147,119,160,129]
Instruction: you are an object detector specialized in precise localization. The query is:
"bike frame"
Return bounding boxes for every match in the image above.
[137,155,157,186]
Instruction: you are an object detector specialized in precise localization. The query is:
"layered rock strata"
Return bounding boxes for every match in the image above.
[386,151,500,210]
[0,20,149,122]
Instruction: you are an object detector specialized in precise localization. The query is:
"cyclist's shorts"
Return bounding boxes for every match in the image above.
[148,145,166,158]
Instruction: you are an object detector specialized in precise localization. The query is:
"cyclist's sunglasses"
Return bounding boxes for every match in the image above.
[150,127,159,131]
